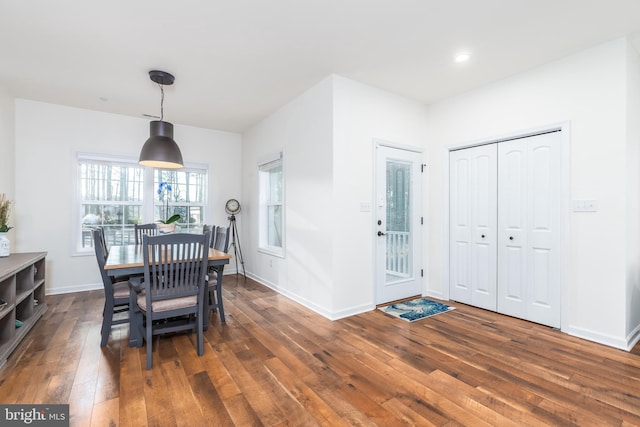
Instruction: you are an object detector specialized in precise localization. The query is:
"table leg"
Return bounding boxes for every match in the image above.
[128,280,144,348]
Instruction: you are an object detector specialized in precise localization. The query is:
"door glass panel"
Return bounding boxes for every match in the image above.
[386,160,412,284]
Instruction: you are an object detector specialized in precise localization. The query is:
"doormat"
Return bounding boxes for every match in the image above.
[378,298,455,322]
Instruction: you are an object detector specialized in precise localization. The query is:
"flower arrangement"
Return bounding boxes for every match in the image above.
[0,194,12,232]
[157,182,181,224]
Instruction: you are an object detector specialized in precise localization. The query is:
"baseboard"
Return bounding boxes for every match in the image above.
[625,323,640,351]
[424,290,446,300]
[246,272,374,321]
[46,282,102,296]
[563,325,630,351]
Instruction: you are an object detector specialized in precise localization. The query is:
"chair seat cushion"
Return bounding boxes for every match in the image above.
[137,293,197,313]
[113,281,131,299]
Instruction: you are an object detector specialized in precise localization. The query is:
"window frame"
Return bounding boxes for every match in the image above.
[257,151,285,257]
[72,152,208,256]
[152,166,208,233]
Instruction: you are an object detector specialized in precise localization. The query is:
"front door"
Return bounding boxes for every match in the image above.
[375,144,423,304]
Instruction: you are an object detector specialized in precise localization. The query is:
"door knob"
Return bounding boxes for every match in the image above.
[481,234,485,238]
[377,231,386,236]
[509,236,514,240]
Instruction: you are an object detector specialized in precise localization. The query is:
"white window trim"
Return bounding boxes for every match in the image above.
[258,151,285,258]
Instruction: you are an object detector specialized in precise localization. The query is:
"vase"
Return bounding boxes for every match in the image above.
[157,223,177,234]
[0,233,9,257]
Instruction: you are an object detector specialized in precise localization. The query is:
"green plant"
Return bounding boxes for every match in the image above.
[157,182,181,224]
[0,194,12,232]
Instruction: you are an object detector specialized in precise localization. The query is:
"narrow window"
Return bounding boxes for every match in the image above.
[258,152,284,256]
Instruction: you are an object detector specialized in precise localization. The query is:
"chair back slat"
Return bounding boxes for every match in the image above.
[203,224,218,248]
[92,229,115,294]
[135,223,159,244]
[143,233,211,304]
[214,227,230,252]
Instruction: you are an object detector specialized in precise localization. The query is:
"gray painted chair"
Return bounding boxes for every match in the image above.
[92,229,130,347]
[207,226,229,322]
[134,223,158,244]
[136,232,211,369]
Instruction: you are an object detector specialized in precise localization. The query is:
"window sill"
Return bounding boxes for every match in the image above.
[258,246,285,258]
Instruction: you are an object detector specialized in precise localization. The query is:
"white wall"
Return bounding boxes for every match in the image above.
[626,41,640,341]
[0,86,15,250]
[332,76,428,316]
[425,38,637,349]
[242,76,335,316]
[14,100,241,294]
[242,75,428,319]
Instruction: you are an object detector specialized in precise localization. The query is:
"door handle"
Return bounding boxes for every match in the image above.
[509,236,514,241]
[481,234,485,239]
[377,231,386,236]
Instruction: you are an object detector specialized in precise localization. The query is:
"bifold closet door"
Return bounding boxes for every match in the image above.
[449,144,497,311]
[497,132,561,328]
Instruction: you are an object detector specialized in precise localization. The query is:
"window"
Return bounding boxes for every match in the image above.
[154,168,207,232]
[258,152,284,256]
[74,153,207,254]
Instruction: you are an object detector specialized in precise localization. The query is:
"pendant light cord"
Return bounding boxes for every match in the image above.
[158,83,164,121]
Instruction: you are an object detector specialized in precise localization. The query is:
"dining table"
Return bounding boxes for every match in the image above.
[104,244,231,347]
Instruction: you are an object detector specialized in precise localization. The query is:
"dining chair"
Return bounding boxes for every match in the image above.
[92,229,130,347]
[207,226,230,322]
[136,232,211,370]
[134,223,158,244]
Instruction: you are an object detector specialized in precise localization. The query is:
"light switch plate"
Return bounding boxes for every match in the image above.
[359,202,371,212]
[573,199,598,212]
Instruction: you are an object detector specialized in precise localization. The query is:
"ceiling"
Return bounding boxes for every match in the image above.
[2,0,640,133]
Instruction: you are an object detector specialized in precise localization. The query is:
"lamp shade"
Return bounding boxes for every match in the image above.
[139,121,183,169]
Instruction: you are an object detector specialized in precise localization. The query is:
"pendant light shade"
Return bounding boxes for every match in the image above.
[139,70,184,169]
[139,121,183,168]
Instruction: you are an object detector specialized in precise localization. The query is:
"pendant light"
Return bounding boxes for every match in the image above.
[139,70,184,169]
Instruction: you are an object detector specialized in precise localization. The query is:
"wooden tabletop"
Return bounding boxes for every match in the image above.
[104,244,231,271]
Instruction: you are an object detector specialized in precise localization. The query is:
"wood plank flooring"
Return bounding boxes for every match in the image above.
[1,275,639,426]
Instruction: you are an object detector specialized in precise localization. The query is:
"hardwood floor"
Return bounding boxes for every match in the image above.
[1,275,640,426]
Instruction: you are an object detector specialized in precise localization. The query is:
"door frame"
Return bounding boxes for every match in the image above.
[442,122,571,332]
[373,139,425,305]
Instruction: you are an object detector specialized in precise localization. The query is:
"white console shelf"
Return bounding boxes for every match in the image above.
[0,252,47,367]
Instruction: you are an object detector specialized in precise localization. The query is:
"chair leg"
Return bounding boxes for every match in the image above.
[216,280,226,323]
[101,301,114,347]
[209,288,217,313]
[197,308,204,356]
[146,316,153,370]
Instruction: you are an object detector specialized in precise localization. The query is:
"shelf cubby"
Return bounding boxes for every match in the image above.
[0,252,47,367]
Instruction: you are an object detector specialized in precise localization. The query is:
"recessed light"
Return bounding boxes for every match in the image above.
[454,52,471,63]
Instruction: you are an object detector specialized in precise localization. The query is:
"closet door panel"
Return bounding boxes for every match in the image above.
[450,144,497,310]
[526,133,561,327]
[450,154,472,303]
[497,132,561,328]
[498,141,527,318]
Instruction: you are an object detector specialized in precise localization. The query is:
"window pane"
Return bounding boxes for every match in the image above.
[267,205,282,247]
[154,169,207,225]
[269,166,283,202]
[79,162,144,202]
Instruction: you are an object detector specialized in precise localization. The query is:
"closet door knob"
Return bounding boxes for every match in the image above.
[481,234,485,238]
[509,236,514,241]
